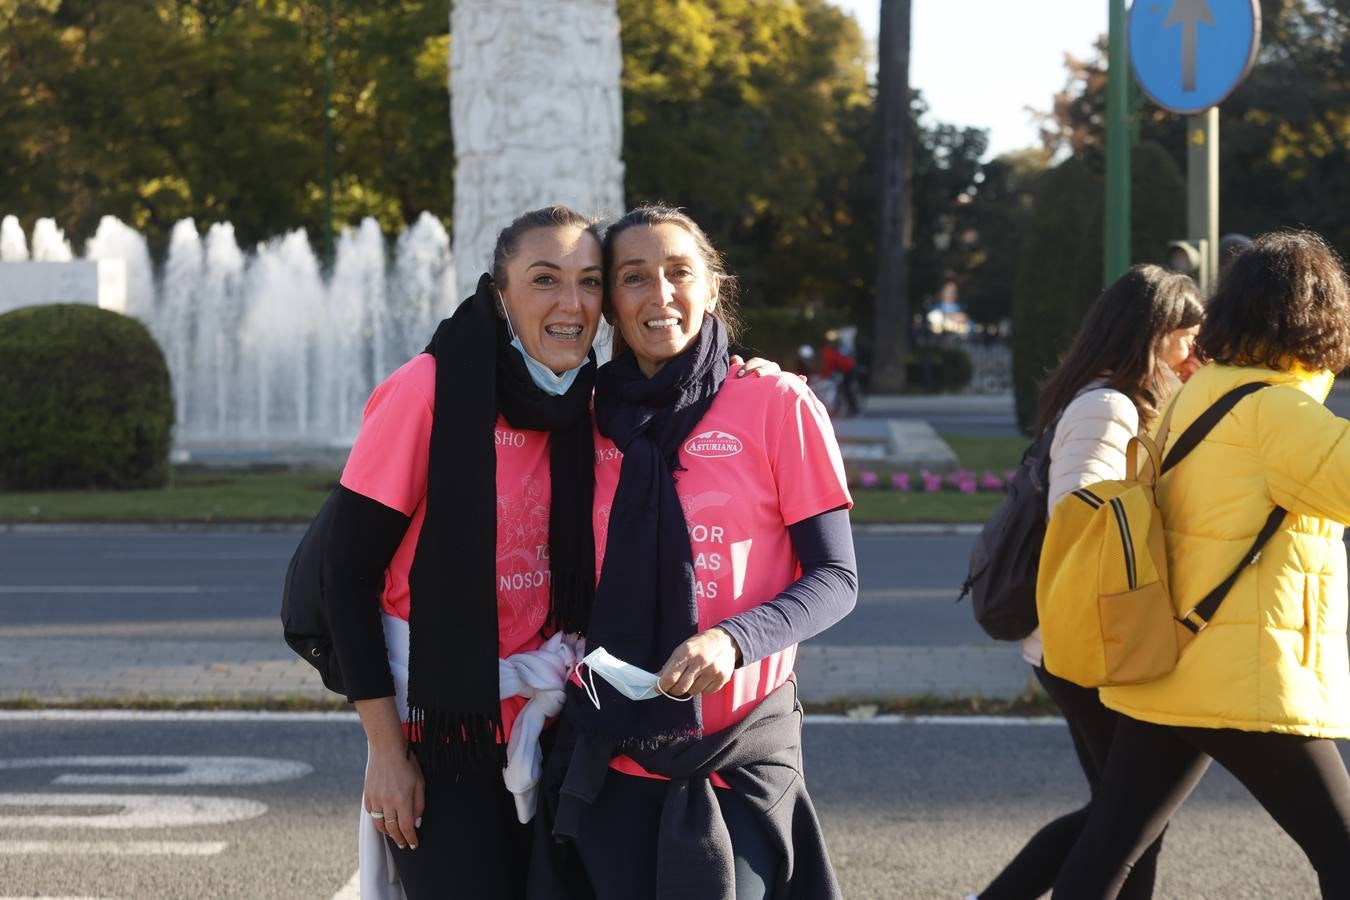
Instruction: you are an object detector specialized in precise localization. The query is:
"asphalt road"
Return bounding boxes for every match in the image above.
[0,529,984,649]
[0,712,1328,899]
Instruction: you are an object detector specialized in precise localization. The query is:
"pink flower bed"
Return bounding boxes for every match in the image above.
[851,468,1012,494]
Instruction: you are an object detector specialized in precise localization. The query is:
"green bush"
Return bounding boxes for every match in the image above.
[0,304,174,489]
[906,346,973,392]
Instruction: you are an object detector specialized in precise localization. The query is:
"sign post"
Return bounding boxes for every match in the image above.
[1129,0,1260,294]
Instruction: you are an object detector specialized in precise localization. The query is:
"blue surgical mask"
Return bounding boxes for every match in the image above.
[499,291,590,396]
[578,646,695,709]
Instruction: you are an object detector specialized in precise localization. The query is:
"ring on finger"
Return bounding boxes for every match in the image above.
[369,811,385,820]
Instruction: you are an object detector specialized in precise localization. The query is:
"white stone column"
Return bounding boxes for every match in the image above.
[450,0,626,301]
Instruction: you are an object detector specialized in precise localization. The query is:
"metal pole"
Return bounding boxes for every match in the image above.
[1105,0,1131,283]
[1186,107,1219,294]
[322,0,336,271]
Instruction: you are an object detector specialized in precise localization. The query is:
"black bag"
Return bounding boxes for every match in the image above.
[958,424,1056,640]
[280,488,344,694]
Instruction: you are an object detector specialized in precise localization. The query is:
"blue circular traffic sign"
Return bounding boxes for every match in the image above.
[1129,0,1261,115]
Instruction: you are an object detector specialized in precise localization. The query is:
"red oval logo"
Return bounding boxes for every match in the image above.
[684,430,743,459]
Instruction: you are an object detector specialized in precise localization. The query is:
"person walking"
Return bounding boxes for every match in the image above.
[975,265,1204,900]
[1052,231,1350,898]
[532,205,858,900]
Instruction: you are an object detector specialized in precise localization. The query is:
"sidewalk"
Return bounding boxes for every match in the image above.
[0,617,1033,705]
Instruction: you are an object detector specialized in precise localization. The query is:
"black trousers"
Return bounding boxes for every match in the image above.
[979,666,1163,900]
[572,770,780,900]
[386,767,531,900]
[1052,715,1350,899]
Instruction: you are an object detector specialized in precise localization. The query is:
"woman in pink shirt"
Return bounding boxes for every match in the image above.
[532,205,858,900]
[324,206,604,899]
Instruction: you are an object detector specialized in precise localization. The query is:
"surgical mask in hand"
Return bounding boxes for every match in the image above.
[578,646,694,710]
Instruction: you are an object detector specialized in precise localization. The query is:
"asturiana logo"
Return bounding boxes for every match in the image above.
[685,430,743,459]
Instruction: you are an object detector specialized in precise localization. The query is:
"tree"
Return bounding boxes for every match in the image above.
[617,0,874,313]
[959,148,1048,327]
[1011,156,1103,431]
[869,0,913,392]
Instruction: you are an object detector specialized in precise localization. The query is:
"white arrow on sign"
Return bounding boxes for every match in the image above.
[1164,0,1217,91]
[0,756,312,786]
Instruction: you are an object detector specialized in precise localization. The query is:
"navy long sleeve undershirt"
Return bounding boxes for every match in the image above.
[716,506,858,666]
[321,486,410,703]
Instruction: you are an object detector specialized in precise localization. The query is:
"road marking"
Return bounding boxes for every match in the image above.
[807,714,1065,726]
[0,618,278,640]
[0,756,312,786]
[0,709,1063,726]
[0,794,266,828]
[329,869,361,900]
[856,588,961,601]
[0,711,361,723]
[101,552,291,560]
[0,840,226,856]
[0,586,230,594]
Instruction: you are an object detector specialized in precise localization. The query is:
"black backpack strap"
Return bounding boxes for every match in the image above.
[1160,382,1271,476]
[1178,506,1287,635]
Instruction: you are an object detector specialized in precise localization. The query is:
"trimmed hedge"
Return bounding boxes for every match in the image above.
[0,304,174,489]
[906,346,973,393]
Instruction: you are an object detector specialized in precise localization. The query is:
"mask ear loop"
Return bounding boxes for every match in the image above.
[655,683,695,703]
[581,663,603,710]
[496,290,518,342]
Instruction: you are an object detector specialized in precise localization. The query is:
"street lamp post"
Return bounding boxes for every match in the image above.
[1105,0,1132,284]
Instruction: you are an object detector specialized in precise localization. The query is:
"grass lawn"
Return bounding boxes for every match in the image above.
[0,433,1025,525]
[0,468,339,523]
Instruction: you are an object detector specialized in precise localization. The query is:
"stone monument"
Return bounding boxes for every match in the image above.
[450,0,626,300]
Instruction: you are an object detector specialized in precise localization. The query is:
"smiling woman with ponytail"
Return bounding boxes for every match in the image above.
[322,206,602,899]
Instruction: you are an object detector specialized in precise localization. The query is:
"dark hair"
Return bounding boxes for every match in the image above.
[490,205,598,289]
[1036,264,1204,436]
[600,204,743,343]
[1198,230,1350,373]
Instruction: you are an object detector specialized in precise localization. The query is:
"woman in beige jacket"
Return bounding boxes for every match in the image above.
[975,265,1202,900]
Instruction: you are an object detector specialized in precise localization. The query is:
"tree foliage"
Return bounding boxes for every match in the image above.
[0,0,451,255]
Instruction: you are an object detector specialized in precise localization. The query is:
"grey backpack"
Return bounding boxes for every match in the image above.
[958,424,1056,640]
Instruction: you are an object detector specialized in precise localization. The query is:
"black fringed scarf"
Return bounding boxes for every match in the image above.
[406,273,595,775]
[575,315,730,749]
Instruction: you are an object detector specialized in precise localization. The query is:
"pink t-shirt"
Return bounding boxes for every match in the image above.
[592,371,852,780]
[340,354,552,740]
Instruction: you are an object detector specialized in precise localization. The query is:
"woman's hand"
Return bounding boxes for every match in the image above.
[657,627,742,697]
[355,697,425,850]
[729,354,782,378]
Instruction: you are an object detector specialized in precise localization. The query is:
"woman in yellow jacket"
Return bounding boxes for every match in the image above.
[1053,231,1350,898]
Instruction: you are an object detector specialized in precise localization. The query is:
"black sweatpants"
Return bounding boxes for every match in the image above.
[386,767,531,899]
[1052,715,1350,899]
[572,770,780,900]
[979,666,1163,899]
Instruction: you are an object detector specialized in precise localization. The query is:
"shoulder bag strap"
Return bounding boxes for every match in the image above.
[1160,382,1271,476]
[1162,381,1287,636]
[1178,506,1287,636]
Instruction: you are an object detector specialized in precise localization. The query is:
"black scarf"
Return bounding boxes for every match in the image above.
[577,316,730,748]
[406,273,595,775]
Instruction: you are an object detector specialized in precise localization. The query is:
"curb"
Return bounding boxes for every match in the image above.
[853,523,982,536]
[0,522,309,534]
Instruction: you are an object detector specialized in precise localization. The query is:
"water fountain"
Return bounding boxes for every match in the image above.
[0,214,459,458]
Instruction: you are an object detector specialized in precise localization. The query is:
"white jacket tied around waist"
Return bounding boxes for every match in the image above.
[1024,386,1138,666]
[358,616,582,900]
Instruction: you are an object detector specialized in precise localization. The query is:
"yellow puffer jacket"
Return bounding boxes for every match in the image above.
[1100,362,1350,738]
